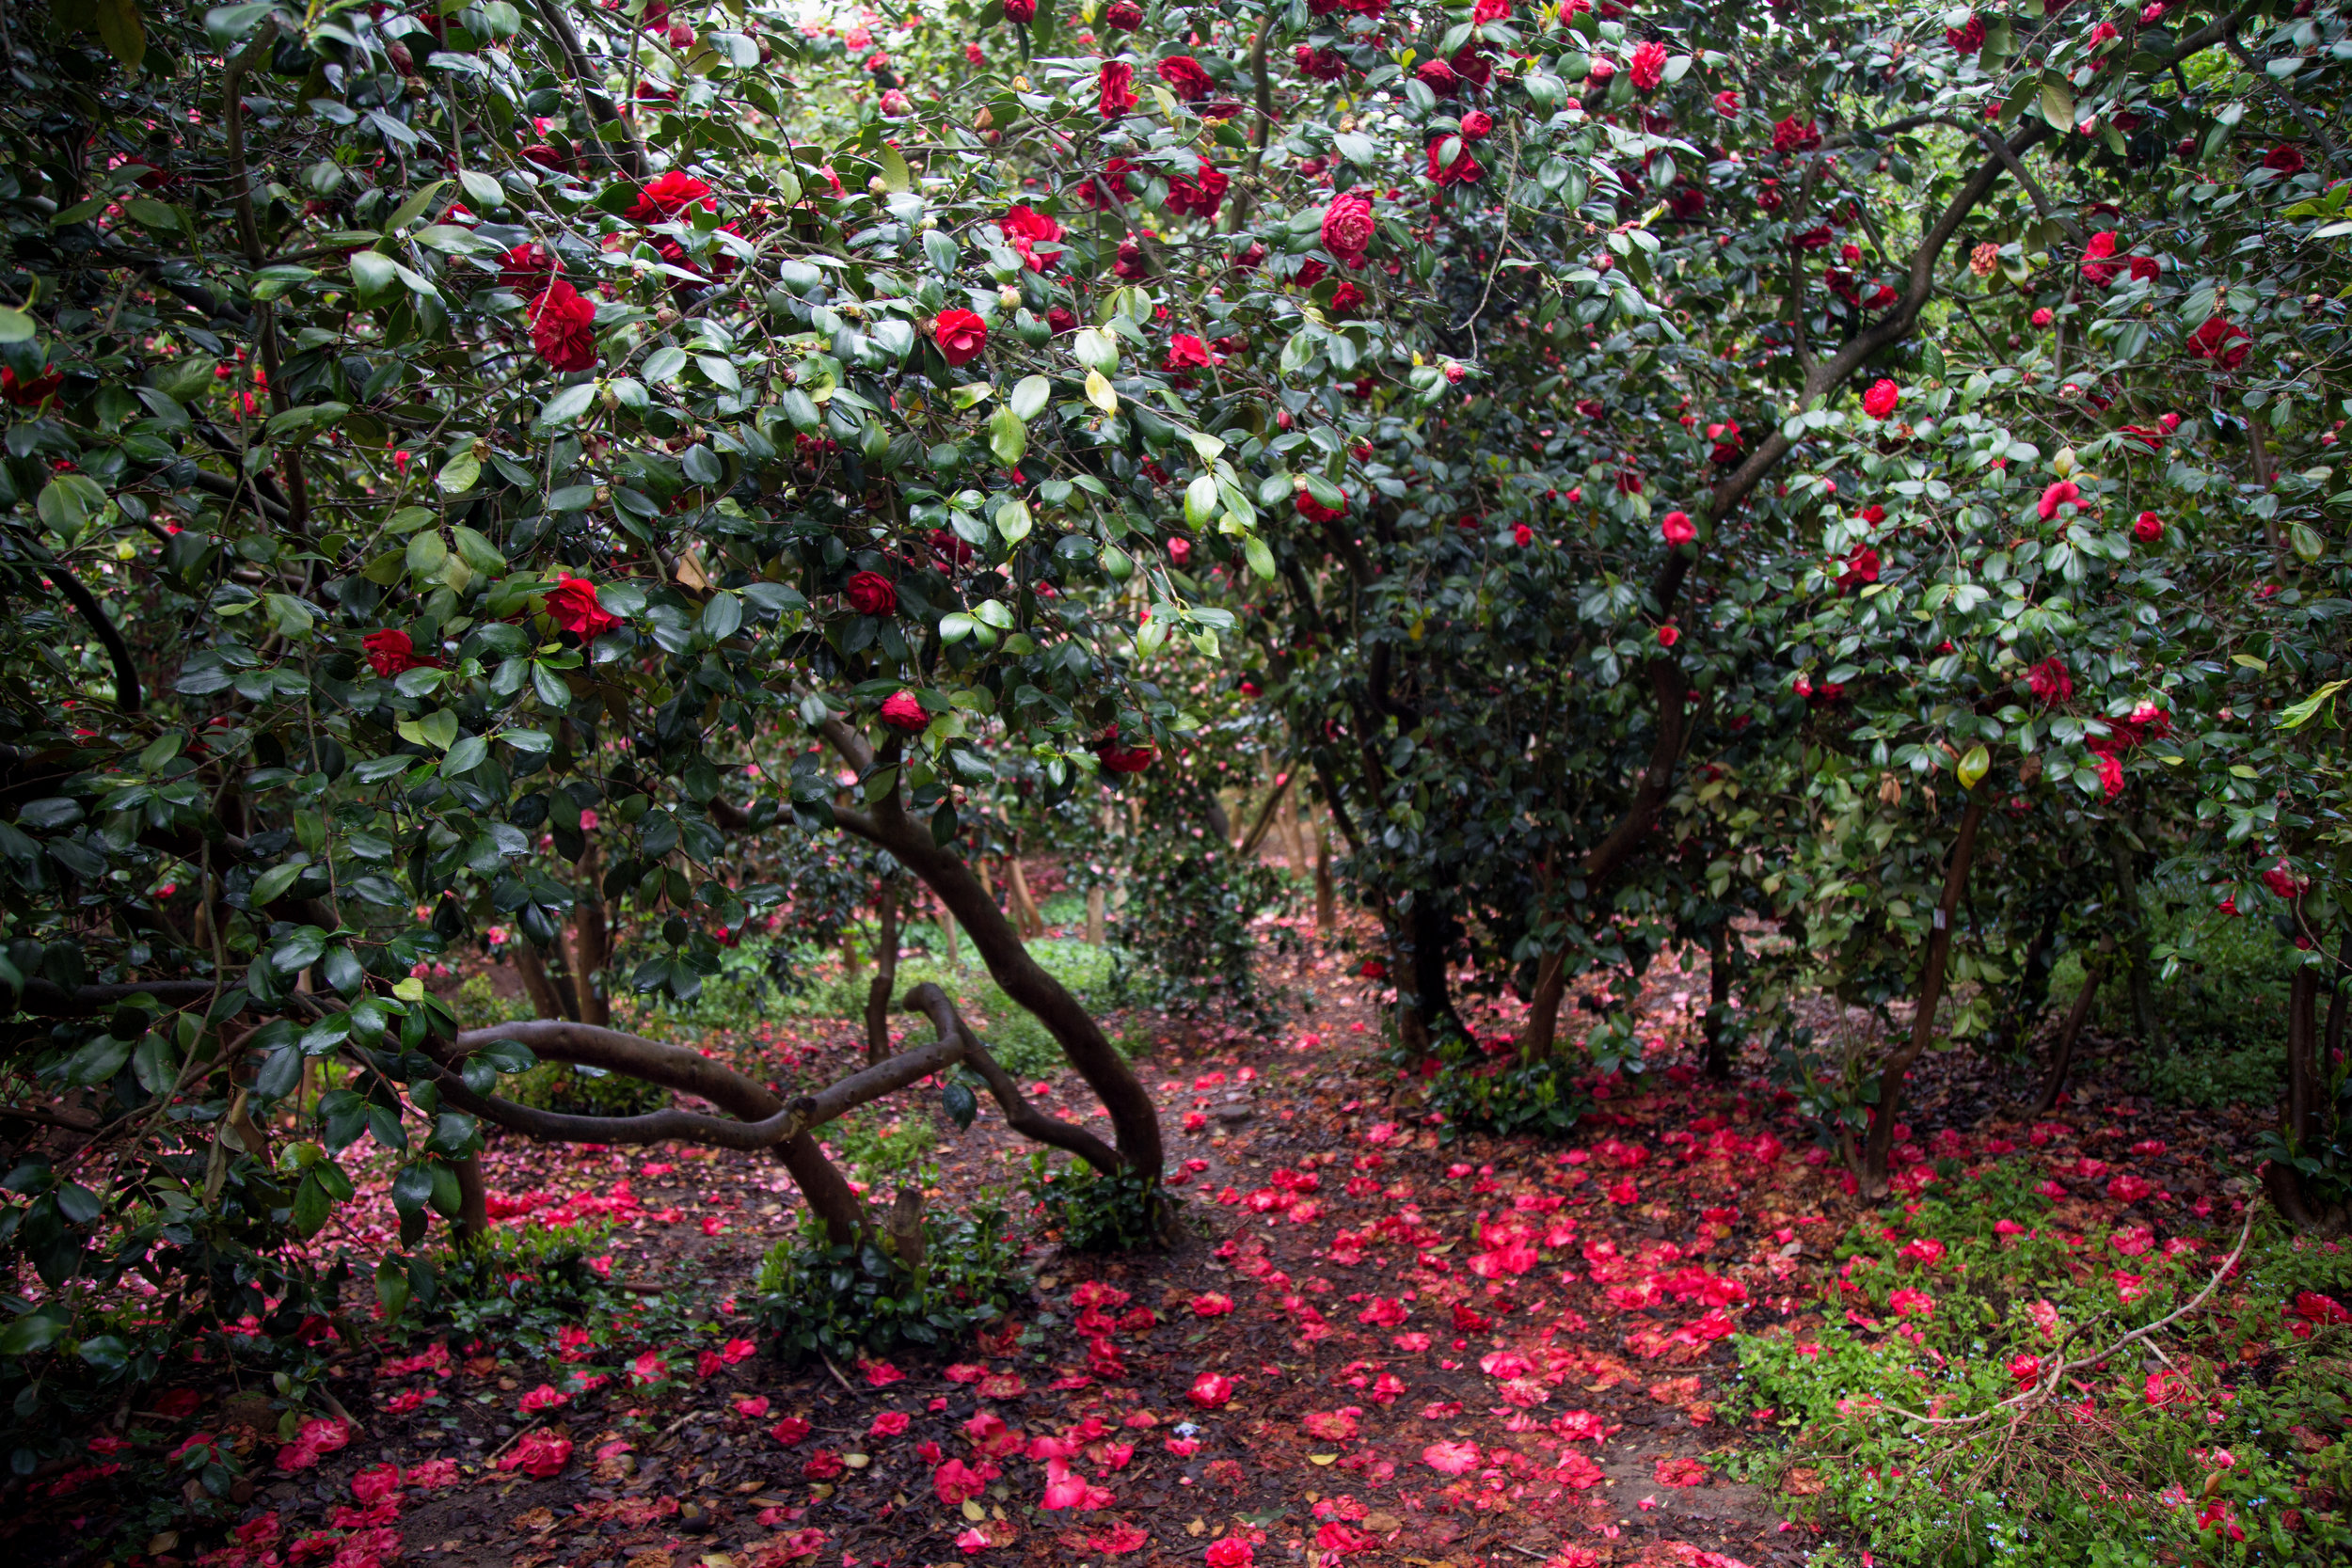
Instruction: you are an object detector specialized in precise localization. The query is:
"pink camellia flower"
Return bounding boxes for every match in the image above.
[1861,378,1900,419]
[1661,511,1697,546]
[869,1411,912,1438]
[2145,1369,2196,1408]
[1191,1292,1234,1317]
[1187,1371,1237,1408]
[1205,1540,1254,1568]
[517,1384,570,1413]
[1889,1288,1934,1319]
[880,690,930,732]
[1422,1439,1481,1476]
[2037,480,2082,520]
[350,1464,402,1504]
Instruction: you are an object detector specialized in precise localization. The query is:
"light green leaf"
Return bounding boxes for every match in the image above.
[994,497,1032,546]
[988,404,1027,465]
[1009,374,1052,421]
[436,451,482,495]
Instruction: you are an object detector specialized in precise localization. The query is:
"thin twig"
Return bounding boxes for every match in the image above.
[1890,1207,2258,1427]
[818,1350,858,1396]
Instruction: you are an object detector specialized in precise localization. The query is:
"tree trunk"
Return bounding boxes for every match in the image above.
[1516,948,1569,1064]
[1703,926,1738,1079]
[865,881,899,1065]
[1860,792,1989,1197]
[573,839,611,1028]
[2263,959,2339,1231]
[1006,840,1045,938]
[940,895,961,968]
[827,745,1163,1179]
[1408,897,1460,1048]
[2034,957,2108,1115]
[2107,830,2167,1053]
[2323,929,2351,1068]
[1086,885,1105,947]
[1991,899,2062,1062]
[1313,824,1335,934]
[453,1153,490,1245]
[512,942,574,1023]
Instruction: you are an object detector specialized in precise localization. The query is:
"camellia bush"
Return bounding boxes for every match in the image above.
[0,0,2349,1497]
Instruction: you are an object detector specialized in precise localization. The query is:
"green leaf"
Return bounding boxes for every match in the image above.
[94,0,146,71]
[442,735,489,776]
[436,451,482,495]
[994,496,1032,546]
[2039,77,2074,132]
[37,475,107,538]
[988,403,1027,465]
[703,591,744,641]
[203,4,276,52]
[385,179,452,235]
[537,383,598,428]
[0,307,34,343]
[1009,374,1052,421]
[250,862,306,907]
[0,1313,66,1356]
[457,168,507,211]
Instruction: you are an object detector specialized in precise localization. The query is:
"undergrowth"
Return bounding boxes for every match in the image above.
[1735,1166,2352,1565]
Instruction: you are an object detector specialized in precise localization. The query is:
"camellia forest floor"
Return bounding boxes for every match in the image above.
[15,905,2287,1568]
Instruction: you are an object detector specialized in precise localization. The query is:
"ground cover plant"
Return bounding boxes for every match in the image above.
[2,0,2351,1564]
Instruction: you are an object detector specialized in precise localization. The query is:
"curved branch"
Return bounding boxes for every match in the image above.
[48,570,141,714]
[903,983,1122,1174]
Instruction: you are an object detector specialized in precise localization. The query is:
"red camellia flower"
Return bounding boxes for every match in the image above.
[1167,166,1230,219]
[1296,487,1348,523]
[363,628,430,678]
[2038,480,2082,520]
[528,280,599,372]
[1004,205,1063,271]
[1657,624,1679,647]
[2006,1354,2042,1389]
[1837,546,1881,593]
[1629,40,1669,93]
[1322,193,1375,264]
[932,308,988,366]
[1205,1540,1255,1568]
[546,575,621,639]
[1415,58,1461,97]
[2188,315,2250,372]
[1861,378,1900,419]
[1157,55,1216,101]
[2027,656,2073,706]
[881,691,930,732]
[1661,511,1696,546]
[1095,726,1156,774]
[1165,334,1213,371]
[500,242,558,293]
[1295,45,1348,82]
[627,170,715,223]
[1772,116,1821,153]
[2134,510,2164,543]
[2079,230,2121,287]
[1427,139,1482,186]
[1,366,64,407]
[1947,13,1985,51]
[1329,280,1364,315]
[1104,0,1142,27]
[1459,109,1494,141]
[2264,144,2306,176]
[1099,60,1138,119]
[845,571,897,616]
[1586,54,1614,84]
[1003,0,1036,20]
[501,1431,573,1479]
[1187,1371,1237,1408]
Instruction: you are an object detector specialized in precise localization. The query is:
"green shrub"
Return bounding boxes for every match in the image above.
[1402,1035,1594,1142]
[1025,1154,1167,1252]
[1111,832,1296,1025]
[1735,1167,2352,1565]
[755,1204,1025,1362]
